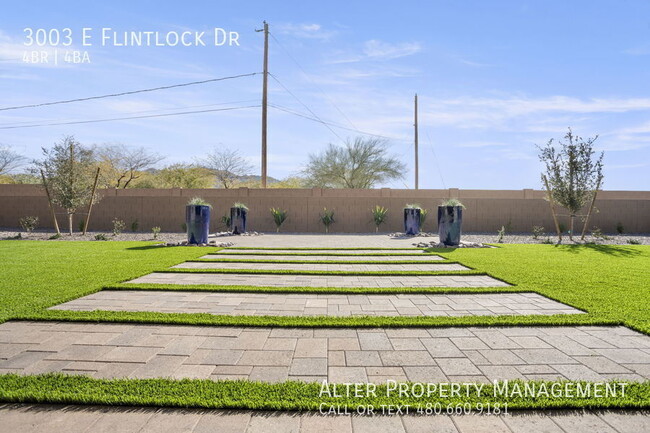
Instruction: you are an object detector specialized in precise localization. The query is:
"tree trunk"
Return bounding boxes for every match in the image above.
[325,226,329,234]
[569,215,575,241]
[276,227,280,233]
[68,213,73,236]
[376,226,379,233]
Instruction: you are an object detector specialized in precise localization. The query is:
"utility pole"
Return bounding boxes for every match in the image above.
[256,21,269,188]
[414,93,419,190]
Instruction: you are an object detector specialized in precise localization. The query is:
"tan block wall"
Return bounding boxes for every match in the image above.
[0,185,648,234]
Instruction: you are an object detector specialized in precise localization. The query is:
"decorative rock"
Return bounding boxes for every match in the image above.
[413,241,489,249]
[389,232,435,238]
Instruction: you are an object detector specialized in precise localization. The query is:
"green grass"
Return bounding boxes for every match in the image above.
[17,308,607,328]
[0,241,213,324]
[0,374,647,410]
[157,268,481,276]
[428,244,650,334]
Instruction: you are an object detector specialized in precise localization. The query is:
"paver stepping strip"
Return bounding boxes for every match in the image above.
[126,273,509,288]
[51,291,584,317]
[1,322,648,383]
[202,254,446,261]
[2,404,649,433]
[217,249,426,255]
[174,262,471,271]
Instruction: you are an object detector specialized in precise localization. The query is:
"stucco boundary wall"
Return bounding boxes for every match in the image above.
[0,185,648,234]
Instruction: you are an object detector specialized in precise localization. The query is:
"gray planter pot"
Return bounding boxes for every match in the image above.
[438,206,463,246]
[230,207,247,234]
[404,208,421,235]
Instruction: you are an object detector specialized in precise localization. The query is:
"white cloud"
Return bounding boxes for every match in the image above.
[328,40,422,64]
[275,23,337,41]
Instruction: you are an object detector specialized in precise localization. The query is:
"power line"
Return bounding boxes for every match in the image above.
[0,72,259,112]
[268,72,347,144]
[0,99,261,127]
[268,32,358,130]
[269,103,410,142]
[425,130,446,189]
[0,105,260,130]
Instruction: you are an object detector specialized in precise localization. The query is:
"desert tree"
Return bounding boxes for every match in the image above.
[95,144,163,188]
[202,148,254,188]
[0,145,26,176]
[302,137,405,188]
[156,163,213,188]
[537,128,604,242]
[35,136,101,235]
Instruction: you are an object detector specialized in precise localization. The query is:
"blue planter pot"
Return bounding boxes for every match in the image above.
[231,207,247,234]
[438,206,463,246]
[404,208,421,235]
[186,205,210,244]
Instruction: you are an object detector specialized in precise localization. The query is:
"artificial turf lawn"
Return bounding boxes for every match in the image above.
[1,240,649,411]
[0,241,649,333]
[1,374,648,410]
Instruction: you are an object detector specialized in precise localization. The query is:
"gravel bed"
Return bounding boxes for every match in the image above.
[0,229,647,245]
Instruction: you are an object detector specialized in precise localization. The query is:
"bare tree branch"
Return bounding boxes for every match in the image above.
[0,144,27,175]
[95,144,164,188]
[201,148,254,188]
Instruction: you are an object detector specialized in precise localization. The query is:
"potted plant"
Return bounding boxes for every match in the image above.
[320,208,335,234]
[438,199,465,246]
[270,208,288,233]
[371,205,388,233]
[403,204,422,235]
[230,202,248,234]
[186,197,212,244]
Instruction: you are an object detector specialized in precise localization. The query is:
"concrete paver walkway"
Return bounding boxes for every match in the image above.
[203,254,446,261]
[51,291,584,317]
[174,262,470,271]
[2,404,649,433]
[218,249,425,255]
[126,273,509,288]
[1,322,648,383]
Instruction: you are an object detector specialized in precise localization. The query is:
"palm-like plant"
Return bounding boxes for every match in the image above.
[319,208,335,234]
[371,205,388,232]
[419,208,428,228]
[270,208,288,233]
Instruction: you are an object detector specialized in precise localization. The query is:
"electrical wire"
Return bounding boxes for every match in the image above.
[269,103,410,142]
[269,32,358,130]
[0,72,259,112]
[425,130,446,189]
[0,99,261,127]
[0,105,260,130]
[268,72,346,144]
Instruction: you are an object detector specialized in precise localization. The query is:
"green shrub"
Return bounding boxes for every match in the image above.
[94,233,108,241]
[220,215,231,229]
[233,202,249,210]
[405,203,422,210]
[541,237,553,244]
[270,208,288,233]
[628,238,641,245]
[151,226,161,240]
[78,219,85,233]
[591,227,610,240]
[371,206,388,232]
[616,222,624,235]
[319,208,335,234]
[187,197,212,208]
[48,233,61,240]
[558,222,567,234]
[532,225,545,240]
[441,198,466,208]
[419,209,428,227]
[19,216,39,233]
[131,219,139,232]
[112,218,125,236]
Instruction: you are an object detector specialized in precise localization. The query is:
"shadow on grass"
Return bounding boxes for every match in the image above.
[554,243,643,257]
[125,245,166,251]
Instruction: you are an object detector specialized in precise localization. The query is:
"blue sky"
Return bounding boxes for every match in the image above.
[1,0,649,189]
